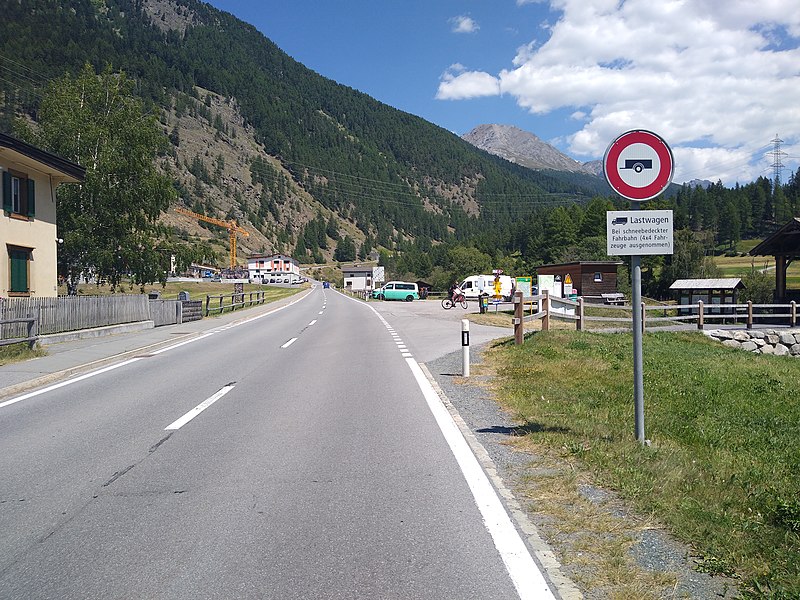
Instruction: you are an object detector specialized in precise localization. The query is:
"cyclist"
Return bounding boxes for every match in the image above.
[449,281,463,302]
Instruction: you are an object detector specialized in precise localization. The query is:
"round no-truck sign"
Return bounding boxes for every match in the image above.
[604,130,674,201]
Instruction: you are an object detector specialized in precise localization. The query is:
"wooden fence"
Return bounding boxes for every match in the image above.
[0,295,150,338]
[0,295,206,344]
[510,290,800,344]
[205,291,268,316]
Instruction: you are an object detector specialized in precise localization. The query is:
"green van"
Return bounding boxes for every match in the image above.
[371,281,419,301]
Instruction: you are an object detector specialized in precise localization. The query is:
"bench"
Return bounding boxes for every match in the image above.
[601,293,626,305]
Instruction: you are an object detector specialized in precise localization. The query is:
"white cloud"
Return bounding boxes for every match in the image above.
[450,15,480,34]
[436,64,500,100]
[438,0,800,184]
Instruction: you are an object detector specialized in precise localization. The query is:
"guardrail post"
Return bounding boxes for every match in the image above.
[513,291,523,344]
[697,300,704,329]
[542,289,550,331]
[747,301,753,329]
[577,297,584,331]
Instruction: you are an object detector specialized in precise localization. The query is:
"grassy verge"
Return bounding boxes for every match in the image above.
[482,330,799,598]
[57,280,300,300]
[0,342,47,366]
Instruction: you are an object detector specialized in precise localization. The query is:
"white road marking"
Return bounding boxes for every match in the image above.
[281,337,298,348]
[308,320,317,326]
[0,358,144,409]
[406,358,555,599]
[165,384,235,430]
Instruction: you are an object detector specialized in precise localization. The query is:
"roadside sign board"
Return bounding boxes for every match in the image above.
[607,210,674,256]
[373,266,385,283]
[515,276,532,297]
[603,130,674,201]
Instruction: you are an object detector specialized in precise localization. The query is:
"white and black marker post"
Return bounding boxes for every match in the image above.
[462,319,470,377]
[604,130,675,444]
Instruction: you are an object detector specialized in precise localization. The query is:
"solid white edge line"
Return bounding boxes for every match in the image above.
[340,291,555,598]
[165,384,235,430]
[0,357,144,410]
[405,358,556,600]
[281,337,298,348]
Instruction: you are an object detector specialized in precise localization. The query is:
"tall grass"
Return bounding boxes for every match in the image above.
[485,330,800,598]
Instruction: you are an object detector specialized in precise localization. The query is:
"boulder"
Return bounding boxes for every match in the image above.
[721,340,741,349]
[774,344,790,356]
[740,341,758,352]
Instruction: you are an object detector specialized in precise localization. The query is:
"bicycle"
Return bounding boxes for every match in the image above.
[441,294,468,310]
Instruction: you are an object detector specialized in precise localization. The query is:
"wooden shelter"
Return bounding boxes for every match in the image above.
[749,217,800,302]
[669,278,744,314]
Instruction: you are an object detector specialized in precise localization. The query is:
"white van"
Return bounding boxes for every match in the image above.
[458,274,514,301]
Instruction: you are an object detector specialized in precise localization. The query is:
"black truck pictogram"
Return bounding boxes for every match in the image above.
[621,159,653,173]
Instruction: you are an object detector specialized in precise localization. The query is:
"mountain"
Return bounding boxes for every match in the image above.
[0,0,609,266]
[462,124,599,175]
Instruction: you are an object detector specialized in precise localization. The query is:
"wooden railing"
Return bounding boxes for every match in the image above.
[510,291,799,344]
[205,291,268,316]
[0,316,38,348]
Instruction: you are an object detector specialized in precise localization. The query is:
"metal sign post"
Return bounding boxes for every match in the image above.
[604,130,675,444]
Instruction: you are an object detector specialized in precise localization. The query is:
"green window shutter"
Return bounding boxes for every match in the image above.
[26,178,35,217]
[9,248,29,293]
[2,171,11,213]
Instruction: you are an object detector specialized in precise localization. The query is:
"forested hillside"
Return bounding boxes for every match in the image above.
[1,0,799,297]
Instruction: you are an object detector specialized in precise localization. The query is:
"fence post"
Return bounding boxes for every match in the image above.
[747,301,753,329]
[791,301,796,327]
[513,291,523,344]
[205,295,210,317]
[27,313,36,349]
[577,297,584,331]
[697,300,704,330]
[542,289,550,331]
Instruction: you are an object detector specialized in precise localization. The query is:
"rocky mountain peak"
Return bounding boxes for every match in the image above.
[462,124,598,175]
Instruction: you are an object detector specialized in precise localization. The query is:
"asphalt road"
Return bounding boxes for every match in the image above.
[0,287,555,599]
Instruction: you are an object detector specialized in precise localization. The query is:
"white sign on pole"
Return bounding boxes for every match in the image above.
[373,266,385,283]
[607,210,674,256]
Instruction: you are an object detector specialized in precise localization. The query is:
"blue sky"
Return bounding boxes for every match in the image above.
[206,0,800,186]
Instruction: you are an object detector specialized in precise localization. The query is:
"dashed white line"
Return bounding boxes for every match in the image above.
[165,384,235,430]
[308,320,317,326]
[281,337,298,348]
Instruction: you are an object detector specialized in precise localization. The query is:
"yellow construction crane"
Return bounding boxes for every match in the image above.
[175,206,250,268]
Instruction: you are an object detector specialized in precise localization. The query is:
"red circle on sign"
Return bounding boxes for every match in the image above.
[604,130,674,201]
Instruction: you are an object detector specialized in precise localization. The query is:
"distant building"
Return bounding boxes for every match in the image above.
[0,133,85,298]
[247,254,300,283]
[536,261,623,300]
[342,265,376,291]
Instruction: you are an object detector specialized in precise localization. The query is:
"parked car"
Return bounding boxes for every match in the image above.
[371,281,419,301]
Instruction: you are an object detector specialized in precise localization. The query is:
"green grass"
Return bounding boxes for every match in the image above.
[57,280,304,301]
[0,342,47,365]
[484,330,800,598]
